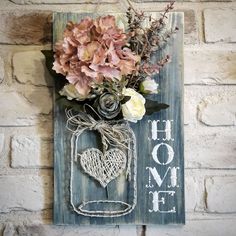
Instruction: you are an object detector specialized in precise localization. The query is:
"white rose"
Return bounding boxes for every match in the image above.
[59,84,85,101]
[139,77,158,94]
[121,88,146,123]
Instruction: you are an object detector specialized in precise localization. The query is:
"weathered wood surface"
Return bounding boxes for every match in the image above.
[53,12,184,225]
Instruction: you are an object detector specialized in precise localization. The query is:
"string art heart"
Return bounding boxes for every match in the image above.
[80,148,127,188]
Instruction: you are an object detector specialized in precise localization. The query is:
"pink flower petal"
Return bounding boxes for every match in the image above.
[62,39,76,54]
[107,42,120,65]
[96,15,116,33]
[78,41,100,62]
[66,73,80,84]
[118,60,136,75]
[52,60,66,75]
[90,64,120,79]
[103,28,126,47]
[75,82,91,96]
[67,73,92,96]
[92,46,106,65]
[81,65,98,79]
[117,47,140,62]
[76,17,93,31]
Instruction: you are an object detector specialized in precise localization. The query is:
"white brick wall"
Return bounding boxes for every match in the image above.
[185,126,236,169]
[184,48,236,85]
[0,134,4,155]
[205,176,236,213]
[204,9,236,43]
[146,219,236,236]
[0,90,52,126]
[11,136,52,168]
[0,56,4,83]
[13,51,53,86]
[11,0,118,4]
[0,0,236,235]
[0,175,52,213]
[0,10,52,45]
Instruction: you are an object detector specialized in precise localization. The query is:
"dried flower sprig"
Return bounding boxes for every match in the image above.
[127,1,177,57]
[125,2,178,89]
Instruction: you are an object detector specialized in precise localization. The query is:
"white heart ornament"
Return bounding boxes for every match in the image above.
[80,148,127,188]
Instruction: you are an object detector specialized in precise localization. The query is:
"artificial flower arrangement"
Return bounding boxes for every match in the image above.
[44,2,180,218]
[43,2,178,123]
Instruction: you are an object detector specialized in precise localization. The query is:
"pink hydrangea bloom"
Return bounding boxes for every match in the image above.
[53,15,140,97]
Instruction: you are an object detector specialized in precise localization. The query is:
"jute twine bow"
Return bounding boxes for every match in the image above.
[65,109,131,152]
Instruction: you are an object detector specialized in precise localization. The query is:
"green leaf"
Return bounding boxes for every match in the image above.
[41,50,65,79]
[121,96,131,104]
[56,97,83,112]
[145,99,169,115]
[41,50,67,92]
[41,50,55,76]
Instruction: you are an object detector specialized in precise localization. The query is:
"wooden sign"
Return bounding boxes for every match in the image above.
[53,12,184,225]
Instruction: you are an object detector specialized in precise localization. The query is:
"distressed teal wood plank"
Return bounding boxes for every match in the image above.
[53,12,184,225]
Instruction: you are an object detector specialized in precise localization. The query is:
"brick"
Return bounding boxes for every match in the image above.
[185,49,236,85]
[184,86,236,167]
[205,176,236,213]
[0,175,52,213]
[204,9,236,43]
[0,133,4,154]
[184,86,201,125]
[0,91,37,126]
[0,225,4,236]
[184,97,195,125]
[13,51,53,86]
[23,89,52,115]
[11,136,52,168]
[14,224,121,236]
[0,56,4,83]
[146,219,236,236]
[136,226,144,236]
[185,86,236,126]
[185,127,236,169]
[131,0,232,2]
[11,0,117,3]
[198,94,236,126]
[117,226,137,236]
[2,223,137,235]
[185,170,206,212]
[0,90,52,126]
[183,10,198,44]
[2,223,15,236]
[0,11,52,44]
[185,176,198,212]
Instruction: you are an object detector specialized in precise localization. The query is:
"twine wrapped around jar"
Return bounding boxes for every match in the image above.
[65,109,137,217]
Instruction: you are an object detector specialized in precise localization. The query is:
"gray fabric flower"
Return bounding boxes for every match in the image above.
[97,93,121,119]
